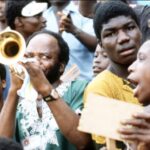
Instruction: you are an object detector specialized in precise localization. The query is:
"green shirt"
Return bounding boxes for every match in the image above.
[16,80,88,150]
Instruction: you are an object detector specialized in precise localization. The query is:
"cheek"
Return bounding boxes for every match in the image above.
[27,20,40,29]
[43,61,54,71]
[137,76,150,104]
[102,37,116,50]
[131,30,141,45]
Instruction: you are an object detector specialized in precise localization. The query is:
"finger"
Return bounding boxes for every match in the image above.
[133,112,150,122]
[60,19,71,27]
[118,127,150,137]
[120,134,150,143]
[121,118,150,129]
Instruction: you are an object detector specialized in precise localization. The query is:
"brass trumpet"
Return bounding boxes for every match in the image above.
[0,27,26,65]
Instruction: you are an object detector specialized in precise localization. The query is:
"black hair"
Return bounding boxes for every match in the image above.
[26,29,69,65]
[0,137,23,150]
[0,63,6,80]
[5,0,32,29]
[93,1,139,40]
[134,5,150,44]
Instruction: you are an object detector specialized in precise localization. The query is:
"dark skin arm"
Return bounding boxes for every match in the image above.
[58,12,97,52]
[118,111,150,150]
[23,62,94,150]
[0,68,23,138]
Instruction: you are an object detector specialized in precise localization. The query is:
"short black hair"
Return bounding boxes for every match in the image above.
[94,1,139,40]
[5,0,32,29]
[26,29,69,65]
[0,63,6,80]
[0,137,23,150]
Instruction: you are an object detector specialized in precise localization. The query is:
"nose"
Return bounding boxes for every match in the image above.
[40,16,46,25]
[128,60,136,73]
[95,54,102,63]
[117,30,130,44]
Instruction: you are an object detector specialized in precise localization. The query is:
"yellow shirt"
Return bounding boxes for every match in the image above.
[84,70,139,144]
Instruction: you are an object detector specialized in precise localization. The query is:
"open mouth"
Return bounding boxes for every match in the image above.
[127,78,138,89]
[127,77,140,98]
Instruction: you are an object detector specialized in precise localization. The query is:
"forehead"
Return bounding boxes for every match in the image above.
[27,33,59,53]
[102,15,136,31]
[139,40,150,54]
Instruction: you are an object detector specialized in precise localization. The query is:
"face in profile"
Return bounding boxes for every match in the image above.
[93,44,110,77]
[128,40,150,106]
[20,13,46,37]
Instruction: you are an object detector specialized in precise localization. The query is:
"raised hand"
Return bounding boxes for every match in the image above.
[57,11,77,35]
[9,65,24,91]
[23,62,52,97]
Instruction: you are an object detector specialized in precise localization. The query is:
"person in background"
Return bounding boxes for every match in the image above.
[78,0,129,19]
[78,0,97,18]
[0,0,7,31]
[84,1,142,149]
[93,44,110,77]
[2,0,47,100]
[5,0,47,40]
[43,0,97,81]
[134,5,150,44]
[0,0,10,101]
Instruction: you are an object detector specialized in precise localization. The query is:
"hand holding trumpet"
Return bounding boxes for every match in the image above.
[9,65,24,91]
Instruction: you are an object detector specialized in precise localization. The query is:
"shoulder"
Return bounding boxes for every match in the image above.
[71,80,89,89]
[84,70,120,98]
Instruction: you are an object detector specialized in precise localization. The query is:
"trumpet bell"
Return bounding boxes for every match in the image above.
[0,28,26,65]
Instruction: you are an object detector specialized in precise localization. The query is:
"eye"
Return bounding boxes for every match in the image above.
[138,53,145,61]
[25,53,33,58]
[102,52,108,58]
[127,25,135,31]
[41,55,50,60]
[104,32,115,38]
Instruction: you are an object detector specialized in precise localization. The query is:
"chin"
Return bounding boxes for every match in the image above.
[138,96,150,106]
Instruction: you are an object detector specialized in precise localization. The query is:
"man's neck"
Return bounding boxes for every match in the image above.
[108,63,129,80]
[15,28,28,41]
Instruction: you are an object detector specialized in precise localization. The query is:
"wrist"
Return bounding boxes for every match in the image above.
[73,28,81,38]
[43,89,60,102]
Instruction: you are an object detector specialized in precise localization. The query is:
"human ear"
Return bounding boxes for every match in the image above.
[1,80,6,89]
[59,63,65,75]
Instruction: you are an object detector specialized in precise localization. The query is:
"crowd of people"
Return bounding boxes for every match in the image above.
[0,0,150,150]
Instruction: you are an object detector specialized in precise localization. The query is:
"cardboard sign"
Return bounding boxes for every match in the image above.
[78,93,143,141]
